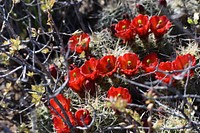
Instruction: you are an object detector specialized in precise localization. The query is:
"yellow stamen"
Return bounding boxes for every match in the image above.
[83,111,86,116]
[117,93,121,97]
[147,59,151,64]
[122,25,126,29]
[138,19,142,24]
[73,72,76,77]
[158,20,162,24]
[127,60,132,66]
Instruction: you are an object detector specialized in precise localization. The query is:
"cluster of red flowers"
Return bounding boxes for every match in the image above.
[64,52,196,96]
[49,51,196,97]
[114,14,172,42]
[66,53,141,96]
[155,54,196,83]
[66,14,172,54]
[49,94,92,133]
[47,11,197,132]
[48,89,133,132]
[105,54,196,106]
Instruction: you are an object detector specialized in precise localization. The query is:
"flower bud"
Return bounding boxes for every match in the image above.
[136,4,145,14]
[122,13,130,20]
[159,0,167,7]
[49,64,57,78]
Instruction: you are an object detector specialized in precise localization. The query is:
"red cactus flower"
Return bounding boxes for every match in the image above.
[49,64,57,78]
[53,111,77,133]
[117,53,141,76]
[49,94,70,115]
[172,54,196,77]
[150,15,172,38]
[107,86,132,103]
[142,53,159,73]
[131,14,150,38]
[155,61,174,83]
[67,67,85,93]
[96,55,117,77]
[80,58,99,80]
[75,109,92,127]
[68,33,90,54]
[114,19,135,42]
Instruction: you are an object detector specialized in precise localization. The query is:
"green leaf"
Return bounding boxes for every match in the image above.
[30,85,45,105]
[0,52,10,65]
[187,17,194,25]
[41,48,50,54]
[41,0,55,12]
[31,85,45,93]
[8,37,26,55]
[26,71,35,77]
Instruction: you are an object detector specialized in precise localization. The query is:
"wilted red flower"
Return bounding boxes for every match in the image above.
[122,13,130,20]
[136,4,145,14]
[80,58,99,80]
[49,94,70,115]
[114,19,135,42]
[155,61,174,83]
[107,86,132,103]
[131,14,150,38]
[49,64,57,78]
[53,111,77,133]
[75,79,97,98]
[117,53,141,76]
[83,79,96,96]
[142,53,158,73]
[75,109,92,127]
[172,54,196,76]
[96,55,117,77]
[150,15,172,38]
[67,67,85,93]
[159,0,167,7]
[68,33,90,54]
